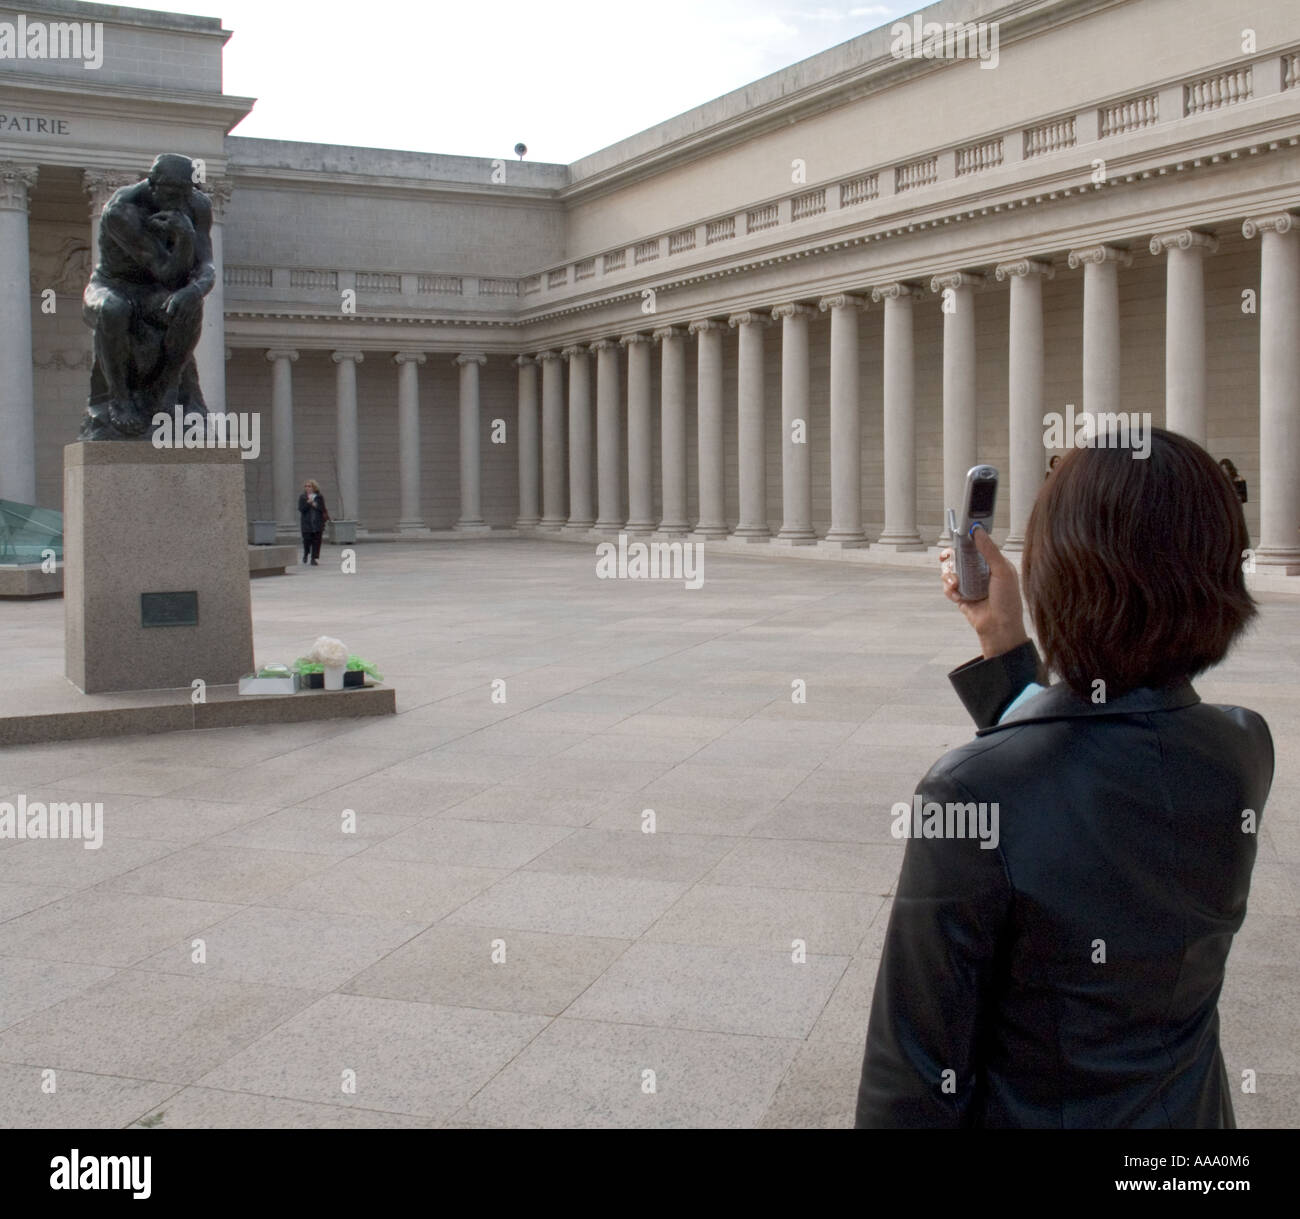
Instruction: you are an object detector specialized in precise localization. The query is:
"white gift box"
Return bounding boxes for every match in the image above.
[238,672,301,696]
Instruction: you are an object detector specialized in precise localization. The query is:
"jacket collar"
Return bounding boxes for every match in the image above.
[978,678,1201,735]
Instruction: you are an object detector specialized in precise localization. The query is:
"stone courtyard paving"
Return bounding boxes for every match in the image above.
[0,539,1296,1128]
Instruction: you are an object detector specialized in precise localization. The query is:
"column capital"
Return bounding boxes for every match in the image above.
[1067,244,1133,269]
[1242,213,1297,239]
[870,281,924,303]
[82,168,138,214]
[560,345,589,360]
[652,325,685,342]
[687,318,728,335]
[201,177,233,221]
[818,293,868,312]
[588,338,617,352]
[930,271,986,293]
[265,348,299,363]
[1149,229,1219,256]
[536,349,564,362]
[0,162,38,211]
[514,354,537,367]
[618,332,653,347]
[331,349,365,364]
[727,311,772,329]
[454,352,487,366]
[994,258,1054,282]
[394,350,427,366]
[771,302,817,322]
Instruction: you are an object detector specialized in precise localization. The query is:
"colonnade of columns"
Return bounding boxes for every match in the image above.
[506,217,1300,570]
[260,347,494,534]
[0,156,1296,572]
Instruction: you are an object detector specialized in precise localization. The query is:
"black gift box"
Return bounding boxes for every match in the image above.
[302,670,365,689]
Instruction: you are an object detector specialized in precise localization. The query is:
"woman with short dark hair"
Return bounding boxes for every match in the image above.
[855,427,1273,1129]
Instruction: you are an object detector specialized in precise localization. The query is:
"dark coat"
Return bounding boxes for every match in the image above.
[855,641,1273,1129]
[298,491,327,534]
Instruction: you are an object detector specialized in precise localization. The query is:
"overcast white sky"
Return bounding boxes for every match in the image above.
[122,0,920,163]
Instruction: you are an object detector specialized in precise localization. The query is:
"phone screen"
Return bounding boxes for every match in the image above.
[969,479,996,517]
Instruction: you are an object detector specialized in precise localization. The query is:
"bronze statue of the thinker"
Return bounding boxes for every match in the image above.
[80,153,214,440]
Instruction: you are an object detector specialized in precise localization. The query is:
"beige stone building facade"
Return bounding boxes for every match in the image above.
[3,0,1299,573]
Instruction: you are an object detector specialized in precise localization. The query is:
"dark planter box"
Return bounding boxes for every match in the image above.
[301,670,365,689]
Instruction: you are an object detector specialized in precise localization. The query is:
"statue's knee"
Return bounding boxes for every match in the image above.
[98,294,131,332]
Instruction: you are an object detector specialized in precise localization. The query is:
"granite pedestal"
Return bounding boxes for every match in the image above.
[64,442,254,693]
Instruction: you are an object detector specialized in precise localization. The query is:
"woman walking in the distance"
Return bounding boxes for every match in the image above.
[298,479,328,566]
[856,427,1273,1129]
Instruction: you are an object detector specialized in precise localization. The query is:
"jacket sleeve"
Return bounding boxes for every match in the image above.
[855,767,1013,1128]
[948,640,1044,729]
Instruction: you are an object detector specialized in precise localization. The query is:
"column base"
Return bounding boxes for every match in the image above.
[591,520,624,535]
[453,520,492,533]
[515,516,542,530]
[624,518,656,536]
[651,526,692,540]
[871,535,926,553]
[771,535,818,547]
[819,536,869,550]
[397,520,432,536]
[689,524,729,540]
[1253,548,1300,575]
[563,519,596,533]
[731,526,771,542]
[536,518,567,531]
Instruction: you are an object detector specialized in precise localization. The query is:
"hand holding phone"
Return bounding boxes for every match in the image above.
[947,465,998,600]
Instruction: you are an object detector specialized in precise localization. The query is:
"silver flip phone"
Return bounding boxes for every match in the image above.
[947,464,998,600]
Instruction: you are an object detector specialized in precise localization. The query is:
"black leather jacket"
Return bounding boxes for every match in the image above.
[855,642,1274,1129]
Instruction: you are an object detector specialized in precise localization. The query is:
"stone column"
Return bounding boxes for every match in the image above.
[995,259,1054,550]
[562,345,595,531]
[454,353,490,532]
[771,303,817,544]
[394,351,428,534]
[816,292,868,543]
[620,333,655,535]
[265,348,299,537]
[515,356,541,527]
[0,163,37,506]
[193,177,231,412]
[331,350,364,525]
[819,294,868,547]
[728,311,770,540]
[592,339,623,534]
[932,272,984,543]
[870,282,925,550]
[538,350,566,529]
[655,325,689,535]
[689,319,728,538]
[1067,244,1131,418]
[82,169,137,268]
[1150,229,1217,447]
[1243,213,1300,572]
